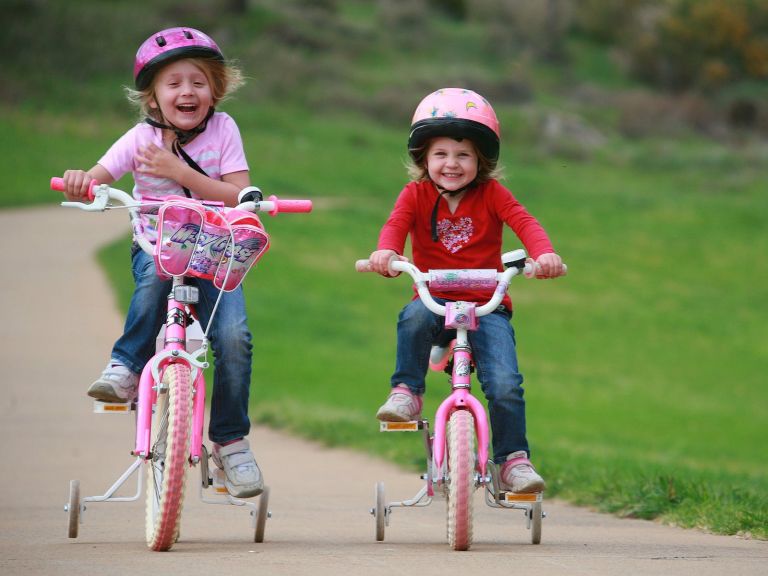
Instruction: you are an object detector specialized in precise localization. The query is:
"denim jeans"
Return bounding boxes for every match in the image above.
[111,248,253,444]
[391,298,529,464]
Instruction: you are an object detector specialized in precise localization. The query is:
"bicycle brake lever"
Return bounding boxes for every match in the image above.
[61,189,110,211]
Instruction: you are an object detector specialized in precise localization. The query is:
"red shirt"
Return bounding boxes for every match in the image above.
[377,179,555,310]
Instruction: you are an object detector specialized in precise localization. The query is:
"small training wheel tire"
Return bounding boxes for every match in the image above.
[375,481,386,541]
[254,486,270,543]
[530,501,542,544]
[67,479,80,538]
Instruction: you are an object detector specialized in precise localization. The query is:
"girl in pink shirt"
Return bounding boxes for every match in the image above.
[368,88,565,493]
[58,28,262,499]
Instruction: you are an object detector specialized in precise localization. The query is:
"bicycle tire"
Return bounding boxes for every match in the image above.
[145,362,192,551]
[446,409,475,551]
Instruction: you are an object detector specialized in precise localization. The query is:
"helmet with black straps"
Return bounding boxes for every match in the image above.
[408,88,501,166]
[134,27,224,91]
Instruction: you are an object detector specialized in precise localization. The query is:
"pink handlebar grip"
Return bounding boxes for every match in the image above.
[50,177,97,201]
[267,195,313,216]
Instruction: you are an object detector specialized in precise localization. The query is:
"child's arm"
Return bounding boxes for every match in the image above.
[135,143,248,206]
[60,165,114,201]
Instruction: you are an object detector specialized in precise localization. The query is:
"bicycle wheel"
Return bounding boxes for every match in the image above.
[145,363,192,551]
[446,409,475,551]
[67,479,80,538]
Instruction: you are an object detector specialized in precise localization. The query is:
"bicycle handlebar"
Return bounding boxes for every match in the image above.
[356,252,567,318]
[50,177,313,215]
[356,255,528,317]
[51,177,313,258]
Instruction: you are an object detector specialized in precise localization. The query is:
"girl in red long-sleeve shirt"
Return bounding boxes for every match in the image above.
[368,88,565,493]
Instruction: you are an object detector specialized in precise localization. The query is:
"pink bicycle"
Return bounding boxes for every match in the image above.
[356,250,563,550]
[52,177,311,550]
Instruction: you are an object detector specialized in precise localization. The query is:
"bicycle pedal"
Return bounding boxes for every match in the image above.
[211,468,229,495]
[92,400,135,414]
[379,420,425,432]
[502,492,542,503]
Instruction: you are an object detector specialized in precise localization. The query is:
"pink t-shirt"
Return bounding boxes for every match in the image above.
[98,111,248,241]
[377,179,555,310]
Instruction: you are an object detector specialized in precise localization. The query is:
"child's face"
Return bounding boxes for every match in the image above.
[425,137,478,192]
[150,59,214,131]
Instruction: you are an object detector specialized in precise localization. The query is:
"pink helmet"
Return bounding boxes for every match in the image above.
[134,27,224,90]
[408,88,501,164]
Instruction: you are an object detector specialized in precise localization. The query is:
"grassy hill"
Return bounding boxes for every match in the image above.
[3,0,766,539]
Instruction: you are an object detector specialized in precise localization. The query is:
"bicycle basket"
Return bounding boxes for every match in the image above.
[154,200,269,291]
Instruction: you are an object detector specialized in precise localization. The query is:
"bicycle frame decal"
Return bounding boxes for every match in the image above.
[429,269,498,292]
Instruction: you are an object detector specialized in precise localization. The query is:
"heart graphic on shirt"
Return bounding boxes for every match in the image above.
[437,217,474,253]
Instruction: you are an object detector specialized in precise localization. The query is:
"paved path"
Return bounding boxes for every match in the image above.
[0,206,765,575]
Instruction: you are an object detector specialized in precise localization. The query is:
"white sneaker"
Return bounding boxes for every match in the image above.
[87,361,139,403]
[375,384,423,422]
[212,438,264,498]
[500,451,546,493]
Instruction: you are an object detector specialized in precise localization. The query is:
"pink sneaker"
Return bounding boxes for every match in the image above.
[500,451,545,493]
[375,384,423,422]
[87,360,139,403]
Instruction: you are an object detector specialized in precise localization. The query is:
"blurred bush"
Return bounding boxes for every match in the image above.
[625,0,768,92]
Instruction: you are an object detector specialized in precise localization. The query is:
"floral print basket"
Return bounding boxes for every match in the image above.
[154,199,270,291]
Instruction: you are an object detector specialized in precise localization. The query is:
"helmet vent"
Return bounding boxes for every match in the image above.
[155,35,166,47]
[184,30,193,39]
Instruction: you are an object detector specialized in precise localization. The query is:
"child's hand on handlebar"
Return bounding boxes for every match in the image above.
[61,170,95,202]
[369,249,409,277]
[532,253,566,279]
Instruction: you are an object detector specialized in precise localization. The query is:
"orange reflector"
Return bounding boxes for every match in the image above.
[380,421,420,431]
[504,493,540,502]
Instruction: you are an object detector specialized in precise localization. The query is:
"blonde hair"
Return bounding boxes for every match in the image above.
[406,138,502,183]
[125,57,245,122]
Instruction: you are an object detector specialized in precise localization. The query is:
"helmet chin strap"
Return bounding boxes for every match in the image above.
[430,179,477,242]
[144,107,216,197]
[144,106,215,145]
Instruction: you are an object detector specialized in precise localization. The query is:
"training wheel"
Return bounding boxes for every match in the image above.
[530,501,542,544]
[374,481,386,541]
[254,486,270,543]
[67,479,80,538]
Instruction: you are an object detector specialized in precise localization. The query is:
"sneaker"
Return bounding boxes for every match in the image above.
[375,384,423,422]
[500,451,546,494]
[87,361,139,403]
[212,438,264,498]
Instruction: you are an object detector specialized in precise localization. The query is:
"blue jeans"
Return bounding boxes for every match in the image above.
[111,248,253,444]
[391,298,529,464]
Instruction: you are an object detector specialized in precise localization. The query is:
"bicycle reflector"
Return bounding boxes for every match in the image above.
[173,285,200,304]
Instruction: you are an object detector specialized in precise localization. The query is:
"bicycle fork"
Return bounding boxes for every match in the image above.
[431,324,490,486]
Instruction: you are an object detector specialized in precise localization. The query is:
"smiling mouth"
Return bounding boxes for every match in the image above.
[177,104,198,113]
